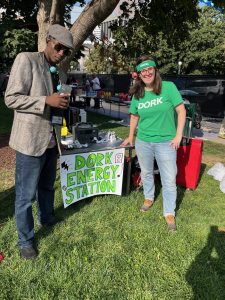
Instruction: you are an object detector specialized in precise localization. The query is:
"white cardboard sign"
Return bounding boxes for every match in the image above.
[60,148,125,207]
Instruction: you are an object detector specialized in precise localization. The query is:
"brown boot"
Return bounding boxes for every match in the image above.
[140,199,153,212]
[165,215,177,231]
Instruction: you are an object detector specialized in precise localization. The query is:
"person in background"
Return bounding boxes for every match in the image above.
[70,77,78,104]
[84,77,92,107]
[85,78,91,92]
[122,54,186,231]
[91,74,101,108]
[4,24,74,259]
[81,74,88,92]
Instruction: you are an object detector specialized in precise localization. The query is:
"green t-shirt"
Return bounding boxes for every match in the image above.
[129,81,183,142]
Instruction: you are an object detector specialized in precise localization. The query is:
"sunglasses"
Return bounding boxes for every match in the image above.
[53,43,71,56]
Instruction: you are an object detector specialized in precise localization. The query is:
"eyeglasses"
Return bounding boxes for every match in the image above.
[140,66,155,76]
[54,43,71,56]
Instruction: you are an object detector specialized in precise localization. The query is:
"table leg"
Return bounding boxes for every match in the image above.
[125,147,132,195]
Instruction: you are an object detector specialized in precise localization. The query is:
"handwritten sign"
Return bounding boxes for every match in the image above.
[60,148,125,207]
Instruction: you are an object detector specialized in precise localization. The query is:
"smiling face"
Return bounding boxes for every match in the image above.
[139,66,156,88]
[44,37,71,65]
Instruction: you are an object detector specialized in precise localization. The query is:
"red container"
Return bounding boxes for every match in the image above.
[176,139,204,189]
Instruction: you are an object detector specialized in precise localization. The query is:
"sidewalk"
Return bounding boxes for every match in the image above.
[86,100,225,145]
[86,100,130,124]
[193,118,225,145]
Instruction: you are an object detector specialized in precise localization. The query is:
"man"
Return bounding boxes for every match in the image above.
[5,24,74,259]
[91,74,101,108]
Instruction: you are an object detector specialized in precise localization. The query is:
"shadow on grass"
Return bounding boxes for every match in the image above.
[155,174,186,216]
[198,163,207,185]
[0,184,95,245]
[0,188,15,224]
[35,194,94,243]
[186,225,225,299]
[176,163,206,215]
[175,185,186,216]
[128,171,187,216]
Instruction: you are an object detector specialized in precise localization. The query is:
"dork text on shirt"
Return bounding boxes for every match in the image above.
[138,97,163,109]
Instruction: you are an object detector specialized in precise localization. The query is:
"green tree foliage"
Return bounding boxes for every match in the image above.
[107,3,225,75]
[0,0,38,29]
[85,0,199,74]
[0,29,37,71]
[96,0,196,74]
[1,0,225,75]
[0,1,85,72]
[182,6,225,74]
[153,6,225,75]
[111,0,198,63]
[84,44,126,74]
[87,0,192,72]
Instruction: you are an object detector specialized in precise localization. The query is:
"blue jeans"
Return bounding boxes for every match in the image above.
[135,138,177,216]
[15,147,58,248]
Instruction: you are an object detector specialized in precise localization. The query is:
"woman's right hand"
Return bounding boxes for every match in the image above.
[121,136,133,147]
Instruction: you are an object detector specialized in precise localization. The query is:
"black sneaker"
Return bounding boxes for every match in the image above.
[38,216,63,228]
[20,246,38,259]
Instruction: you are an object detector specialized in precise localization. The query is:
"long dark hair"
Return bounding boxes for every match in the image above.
[129,55,162,99]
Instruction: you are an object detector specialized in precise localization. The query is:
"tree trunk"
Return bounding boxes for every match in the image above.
[37,0,120,79]
[37,0,52,51]
[70,0,120,53]
[37,0,65,52]
[61,0,120,80]
[49,0,64,25]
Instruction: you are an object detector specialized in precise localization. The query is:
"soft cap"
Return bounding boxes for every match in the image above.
[48,24,74,50]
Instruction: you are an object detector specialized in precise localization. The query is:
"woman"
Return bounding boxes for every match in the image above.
[122,55,186,231]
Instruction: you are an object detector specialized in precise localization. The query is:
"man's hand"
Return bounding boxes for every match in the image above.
[46,93,70,109]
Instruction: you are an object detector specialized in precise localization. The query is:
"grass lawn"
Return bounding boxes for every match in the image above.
[1,100,225,299]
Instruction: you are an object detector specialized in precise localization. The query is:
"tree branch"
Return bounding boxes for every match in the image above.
[37,0,120,79]
[60,0,120,78]
[49,0,64,24]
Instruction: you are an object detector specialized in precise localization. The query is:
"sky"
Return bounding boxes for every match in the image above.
[199,0,214,7]
[71,5,84,23]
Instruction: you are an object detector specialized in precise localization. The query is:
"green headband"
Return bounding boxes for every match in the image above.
[136,60,156,72]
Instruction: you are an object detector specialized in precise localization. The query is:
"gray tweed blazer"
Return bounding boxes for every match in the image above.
[5,52,57,156]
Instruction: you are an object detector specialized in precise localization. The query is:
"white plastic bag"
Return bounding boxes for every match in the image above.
[219,175,225,193]
[207,163,225,182]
